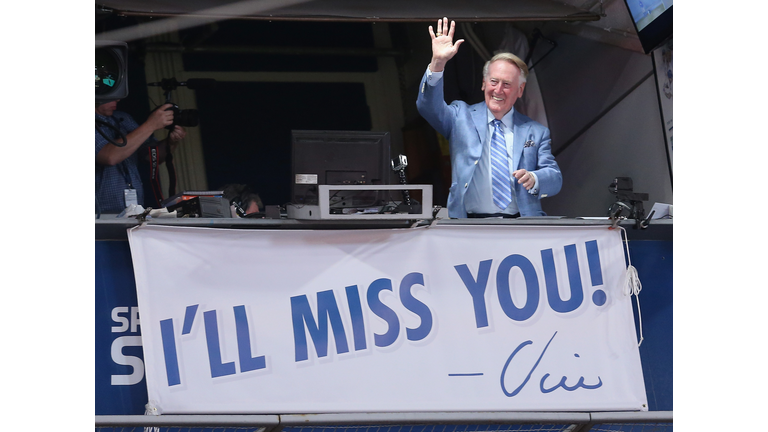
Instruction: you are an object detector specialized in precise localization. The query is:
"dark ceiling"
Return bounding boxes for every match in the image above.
[95,0,601,22]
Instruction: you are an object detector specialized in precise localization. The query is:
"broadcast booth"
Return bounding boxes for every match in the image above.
[95,0,672,430]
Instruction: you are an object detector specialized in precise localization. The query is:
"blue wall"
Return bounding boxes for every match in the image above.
[95,238,673,415]
[96,241,148,415]
[628,240,673,411]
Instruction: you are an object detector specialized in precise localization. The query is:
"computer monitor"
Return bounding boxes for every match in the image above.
[623,0,673,54]
[290,130,391,207]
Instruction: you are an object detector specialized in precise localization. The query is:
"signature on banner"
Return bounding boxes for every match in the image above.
[500,331,602,397]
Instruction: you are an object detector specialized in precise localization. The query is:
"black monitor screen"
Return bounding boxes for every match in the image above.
[291,130,391,207]
[624,0,672,53]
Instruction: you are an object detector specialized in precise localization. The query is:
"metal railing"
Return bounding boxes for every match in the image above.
[96,411,672,432]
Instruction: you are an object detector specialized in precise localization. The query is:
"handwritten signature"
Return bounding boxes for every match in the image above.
[500,331,602,397]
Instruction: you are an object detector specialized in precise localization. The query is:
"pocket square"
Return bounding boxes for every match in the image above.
[524,140,535,148]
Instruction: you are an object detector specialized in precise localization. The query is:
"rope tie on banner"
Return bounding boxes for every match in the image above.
[619,226,644,347]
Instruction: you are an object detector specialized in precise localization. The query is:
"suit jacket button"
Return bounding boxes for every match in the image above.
[474,160,478,165]
[464,183,468,188]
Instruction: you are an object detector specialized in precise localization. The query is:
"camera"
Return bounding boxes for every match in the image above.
[148,77,215,130]
[164,103,199,129]
[608,177,649,220]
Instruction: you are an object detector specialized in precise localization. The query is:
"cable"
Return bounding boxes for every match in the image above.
[619,226,644,347]
[96,119,127,147]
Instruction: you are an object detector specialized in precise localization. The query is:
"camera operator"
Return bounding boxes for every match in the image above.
[95,100,186,214]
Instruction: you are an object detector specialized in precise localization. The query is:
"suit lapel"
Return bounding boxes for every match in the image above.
[471,102,488,149]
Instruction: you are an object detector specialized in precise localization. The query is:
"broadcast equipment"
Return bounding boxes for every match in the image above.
[95,41,129,148]
[147,78,215,130]
[96,40,128,102]
[622,0,673,54]
[391,154,411,206]
[389,154,421,215]
[162,191,230,218]
[608,177,649,221]
[290,130,391,208]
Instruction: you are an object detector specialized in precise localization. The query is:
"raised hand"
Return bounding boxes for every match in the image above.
[429,17,464,73]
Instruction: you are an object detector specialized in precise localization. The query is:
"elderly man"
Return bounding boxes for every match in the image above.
[95,100,186,214]
[417,18,561,218]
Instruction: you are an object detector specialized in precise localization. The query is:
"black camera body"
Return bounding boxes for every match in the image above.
[149,77,215,130]
[610,177,649,203]
[608,177,649,220]
[165,103,199,130]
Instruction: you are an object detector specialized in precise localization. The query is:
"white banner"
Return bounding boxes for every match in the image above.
[128,224,647,414]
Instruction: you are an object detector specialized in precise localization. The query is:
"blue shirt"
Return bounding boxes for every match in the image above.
[95,111,157,213]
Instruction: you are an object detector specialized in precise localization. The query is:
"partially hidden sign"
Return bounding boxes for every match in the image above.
[128,224,647,414]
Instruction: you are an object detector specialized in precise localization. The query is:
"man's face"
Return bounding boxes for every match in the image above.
[95,100,119,117]
[482,61,525,119]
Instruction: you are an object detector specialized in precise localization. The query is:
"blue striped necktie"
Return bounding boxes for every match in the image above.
[490,119,513,210]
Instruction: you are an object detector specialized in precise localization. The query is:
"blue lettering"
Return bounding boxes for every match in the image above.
[367,278,400,347]
[290,290,350,362]
[233,305,266,373]
[399,272,433,341]
[345,285,367,351]
[541,245,584,313]
[585,240,604,286]
[204,310,237,378]
[182,304,198,335]
[454,260,492,328]
[159,318,180,386]
[496,254,539,321]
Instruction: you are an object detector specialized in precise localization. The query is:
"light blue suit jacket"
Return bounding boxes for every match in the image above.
[416,70,562,218]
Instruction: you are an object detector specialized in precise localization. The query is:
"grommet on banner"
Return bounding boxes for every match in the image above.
[144,400,161,415]
[144,400,161,432]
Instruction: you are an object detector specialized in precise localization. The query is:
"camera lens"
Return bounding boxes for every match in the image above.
[176,109,199,127]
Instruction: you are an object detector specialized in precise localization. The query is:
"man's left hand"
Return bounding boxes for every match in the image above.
[513,169,536,190]
[169,125,186,142]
